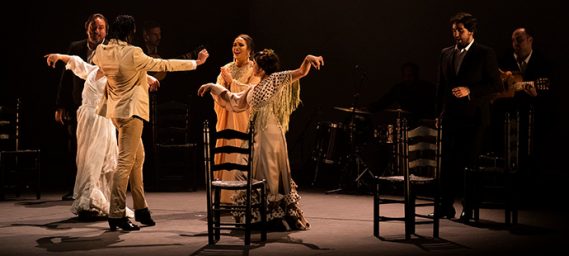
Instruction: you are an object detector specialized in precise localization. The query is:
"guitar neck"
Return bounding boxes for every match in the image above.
[512,77,550,91]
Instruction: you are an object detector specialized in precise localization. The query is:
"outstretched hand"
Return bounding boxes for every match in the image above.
[44,54,60,68]
[307,55,324,70]
[196,49,210,66]
[197,83,214,97]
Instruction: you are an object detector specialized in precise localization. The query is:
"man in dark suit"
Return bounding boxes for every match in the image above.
[55,13,108,201]
[436,12,502,222]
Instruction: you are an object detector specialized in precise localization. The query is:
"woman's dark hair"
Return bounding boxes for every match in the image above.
[450,12,478,34]
[108,15,136,43]
[236,34,255,56]
[253,49,280,75]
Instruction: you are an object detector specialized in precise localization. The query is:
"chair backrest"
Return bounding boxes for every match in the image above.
[155,100,190,145]
[202,120,254,193]
[504,112,520,170]
[399,118,442,179]
[0,98,22,151]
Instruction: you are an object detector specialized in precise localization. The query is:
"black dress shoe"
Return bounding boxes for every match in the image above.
[459,209,473,223]
[108,217,140,231]
[135,208,156,226]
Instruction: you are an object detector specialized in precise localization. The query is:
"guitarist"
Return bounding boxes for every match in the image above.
[142,21,167,81]
[492,27,552,183]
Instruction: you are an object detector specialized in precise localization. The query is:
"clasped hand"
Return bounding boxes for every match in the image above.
[452,86,470,98]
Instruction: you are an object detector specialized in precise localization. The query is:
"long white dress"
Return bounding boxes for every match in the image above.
[64,56,122,217]
[211,70,309,230]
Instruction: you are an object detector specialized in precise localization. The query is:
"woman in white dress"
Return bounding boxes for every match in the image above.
[198,49,324,230]
[46,54,155,218]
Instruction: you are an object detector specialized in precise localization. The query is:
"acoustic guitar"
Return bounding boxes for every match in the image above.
[491,70,550,103]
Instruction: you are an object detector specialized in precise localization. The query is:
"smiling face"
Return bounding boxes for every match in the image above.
[232,36,251,63]
[87,17,107,45]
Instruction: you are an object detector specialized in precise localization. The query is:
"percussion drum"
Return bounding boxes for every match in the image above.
[314,121,346,164]
[374,124,395,144]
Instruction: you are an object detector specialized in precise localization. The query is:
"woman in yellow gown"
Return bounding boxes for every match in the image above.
[211,34,260,203]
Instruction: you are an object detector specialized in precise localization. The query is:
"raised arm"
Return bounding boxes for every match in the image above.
[45,53,72,68]
[45,53,96,80]
[290,55,324,82]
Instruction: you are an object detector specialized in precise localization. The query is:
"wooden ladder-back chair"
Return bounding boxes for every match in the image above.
[373,118,442,239]
[466,112,520,225]
[202,120,267,246]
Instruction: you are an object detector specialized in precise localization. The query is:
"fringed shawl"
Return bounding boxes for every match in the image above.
[250,71,301,132]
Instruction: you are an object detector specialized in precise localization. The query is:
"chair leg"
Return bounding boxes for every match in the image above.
[35,153,41,200]
[245,194,251,246]
[511,172,519,225]
[433,185,440,239]
[505,171,520,225]
[260,186,267,242]
[373,182,379,238]
[207,202,214,245]
[404,191,415,240]
[214,188,221,241]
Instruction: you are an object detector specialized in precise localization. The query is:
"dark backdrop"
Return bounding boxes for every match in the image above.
[6,0,566,190]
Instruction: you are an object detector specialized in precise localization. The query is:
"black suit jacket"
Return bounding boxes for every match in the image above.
[55,39,89,113]
[499,49,551,82]
[438,42,502,126]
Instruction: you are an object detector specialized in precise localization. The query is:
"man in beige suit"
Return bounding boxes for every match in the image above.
[93,15,209,231]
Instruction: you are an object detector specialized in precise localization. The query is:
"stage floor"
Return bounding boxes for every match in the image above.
[0,188,566,256]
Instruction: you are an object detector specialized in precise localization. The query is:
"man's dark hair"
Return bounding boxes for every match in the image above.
[84,13,108,32]
[450,12,478,34]
[108,15,136,43]
[143,20,160,33]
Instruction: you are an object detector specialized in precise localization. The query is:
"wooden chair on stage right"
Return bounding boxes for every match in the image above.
[373,118,442,240]
[465,112,521,225]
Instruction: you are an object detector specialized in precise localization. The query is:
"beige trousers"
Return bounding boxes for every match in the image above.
[109,117,148,218]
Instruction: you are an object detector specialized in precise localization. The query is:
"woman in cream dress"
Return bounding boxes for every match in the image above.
[211,34,260,204]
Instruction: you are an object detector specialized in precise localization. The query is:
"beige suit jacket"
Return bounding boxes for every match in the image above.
[93,39,197,121]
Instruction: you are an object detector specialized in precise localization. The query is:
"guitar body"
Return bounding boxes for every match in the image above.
[491,70,550,103]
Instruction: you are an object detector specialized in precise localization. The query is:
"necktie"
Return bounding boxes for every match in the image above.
[453,49,465,74]
[518,60,526,73]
